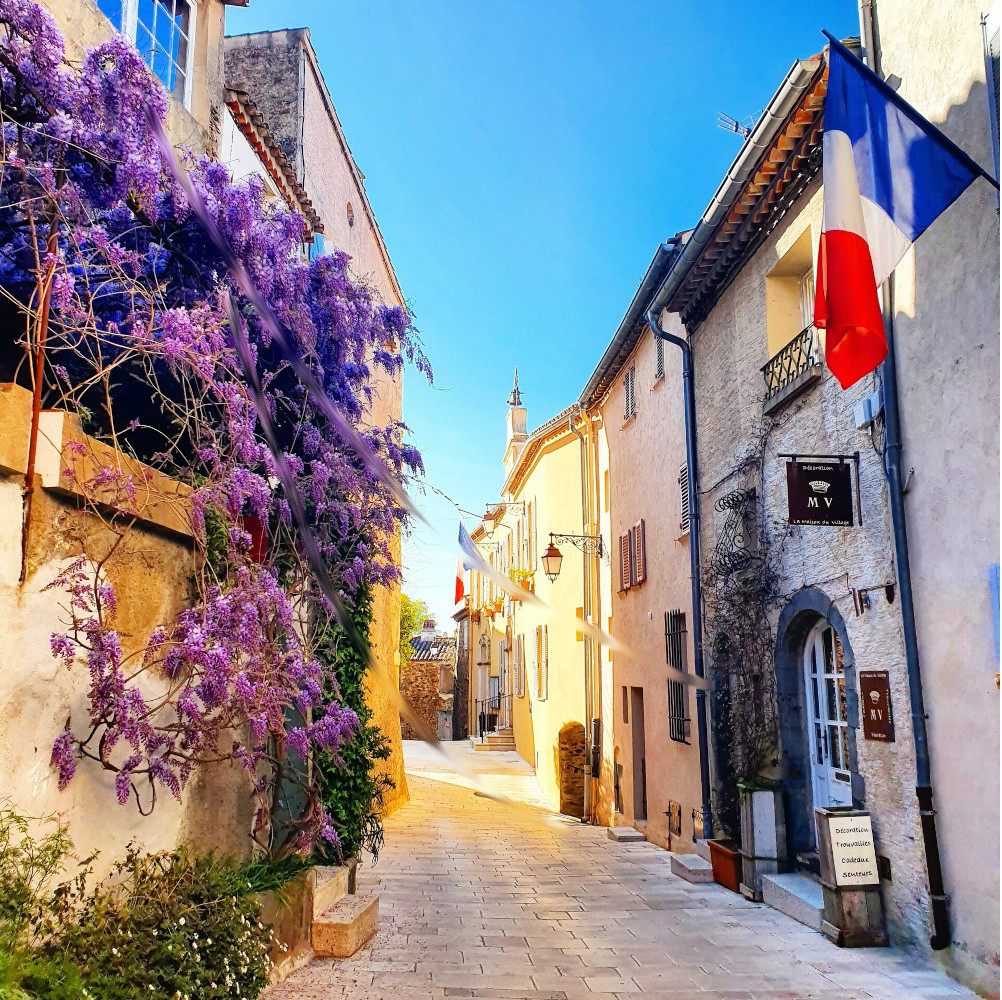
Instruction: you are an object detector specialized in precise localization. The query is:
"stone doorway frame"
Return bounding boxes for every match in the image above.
[774,587,864,855]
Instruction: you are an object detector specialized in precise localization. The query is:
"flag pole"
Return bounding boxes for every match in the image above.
[822,29,1000,190]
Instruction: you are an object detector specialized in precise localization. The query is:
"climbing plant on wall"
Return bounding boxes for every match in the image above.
[0,0,427,857]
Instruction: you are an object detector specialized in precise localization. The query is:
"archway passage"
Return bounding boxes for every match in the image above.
[774,588,862,857]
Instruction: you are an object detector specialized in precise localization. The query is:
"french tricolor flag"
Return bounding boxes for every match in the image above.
[815,33,996,390]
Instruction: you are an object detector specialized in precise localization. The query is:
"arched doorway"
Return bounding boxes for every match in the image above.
[774,589,862,856]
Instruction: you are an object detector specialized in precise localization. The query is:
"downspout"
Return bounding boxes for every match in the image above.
[646,310,713,843]
[569,410,593,822]
[856,1,950,951]
[582,404,604,824]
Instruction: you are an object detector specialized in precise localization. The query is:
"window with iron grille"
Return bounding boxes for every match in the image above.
[665,609,689,743]
[655,336,665,382]
[678,464,690,535]
[624,365,636,419]
[985,7,1001,178]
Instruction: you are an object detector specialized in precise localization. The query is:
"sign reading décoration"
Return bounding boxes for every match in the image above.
[785,458,856,526]
[859,670,895,741]
[829,815,880,886]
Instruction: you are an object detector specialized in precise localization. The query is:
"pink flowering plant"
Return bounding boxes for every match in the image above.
[0,0,427,856]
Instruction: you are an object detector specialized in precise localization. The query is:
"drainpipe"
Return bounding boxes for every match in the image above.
[568,410,593,821]
[855,2,950,951]
[646,310,713,842]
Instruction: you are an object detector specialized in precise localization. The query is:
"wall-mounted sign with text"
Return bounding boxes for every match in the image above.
[859,670,895,741]
[785,456,859,527]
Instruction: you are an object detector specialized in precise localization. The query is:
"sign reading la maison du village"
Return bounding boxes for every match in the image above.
[785,457,856,527]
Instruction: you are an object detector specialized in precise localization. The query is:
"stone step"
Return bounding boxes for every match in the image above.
[761,872,824,931]
[670,852,714,883]
[312,891,379,958]
[474,739,516,751]
[608,826,647,843]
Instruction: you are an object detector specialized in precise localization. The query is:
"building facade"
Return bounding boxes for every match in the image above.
[578,243,702,851]
[644,8,998,990]
[225,28,410,811]
[399,621,457,741]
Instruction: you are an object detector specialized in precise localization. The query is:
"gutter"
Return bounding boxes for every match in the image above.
[648,55,821,319]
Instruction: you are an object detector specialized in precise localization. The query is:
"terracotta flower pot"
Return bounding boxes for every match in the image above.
[708,838,742,893]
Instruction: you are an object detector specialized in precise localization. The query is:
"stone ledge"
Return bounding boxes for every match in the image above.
[608,826,646,843]
[670,852,714,883]
[761,871,823,931]
[312,891,379,958]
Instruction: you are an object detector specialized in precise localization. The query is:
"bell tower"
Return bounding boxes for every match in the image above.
[504,368,527,477]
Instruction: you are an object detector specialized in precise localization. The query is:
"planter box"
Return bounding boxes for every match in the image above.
[739,786,788,900]
[708,839,742,893]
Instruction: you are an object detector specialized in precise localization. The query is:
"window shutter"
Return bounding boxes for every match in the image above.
[535,626,543,698]
[628,526,637,587]
[543,625,549,699]
[635,519,646,583]
[655,337,665,381]
[619,532,631,591]
[679,464,690,535]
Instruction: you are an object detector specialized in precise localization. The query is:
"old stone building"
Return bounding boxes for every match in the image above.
[399,621,457,742]
[643,7,998,991]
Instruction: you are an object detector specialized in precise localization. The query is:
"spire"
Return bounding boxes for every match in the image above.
[507,367,523,407]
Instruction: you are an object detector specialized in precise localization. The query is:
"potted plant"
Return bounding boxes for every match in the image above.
[708,838,743,893]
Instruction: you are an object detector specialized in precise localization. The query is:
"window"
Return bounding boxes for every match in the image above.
[655,336,665,382]
[678,464,690,535]
[99,0,194,105]
[619,520,647,590]
[514,635,526,696]
[308,233,325,261]
[665,610,690,743]
[764,227,815,358]
[624,365,636,420]
[534,625,548,699]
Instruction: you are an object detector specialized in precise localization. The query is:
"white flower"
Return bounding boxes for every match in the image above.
[179,916,186,925]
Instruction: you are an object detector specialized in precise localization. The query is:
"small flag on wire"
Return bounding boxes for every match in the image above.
[814,31,998,390]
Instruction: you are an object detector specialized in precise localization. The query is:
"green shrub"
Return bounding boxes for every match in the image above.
[49,848,271,1000]
[315,587,393,861]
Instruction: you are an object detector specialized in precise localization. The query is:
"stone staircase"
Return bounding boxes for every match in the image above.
[471,727,516,751]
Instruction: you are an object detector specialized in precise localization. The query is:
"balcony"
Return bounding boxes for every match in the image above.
[761,325,822,413]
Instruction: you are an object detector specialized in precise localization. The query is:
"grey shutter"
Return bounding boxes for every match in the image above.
[679,464,690,534]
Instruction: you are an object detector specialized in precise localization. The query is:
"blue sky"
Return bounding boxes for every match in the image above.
[226,1,859,629]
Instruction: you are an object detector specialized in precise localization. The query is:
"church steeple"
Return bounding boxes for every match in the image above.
[504,367,528,477]
[507,367,523,408]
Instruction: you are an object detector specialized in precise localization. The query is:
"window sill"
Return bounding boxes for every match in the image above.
[762,364,822,415]
[651,375,665,390]
[676,530,690,544]
[621,412,638,430]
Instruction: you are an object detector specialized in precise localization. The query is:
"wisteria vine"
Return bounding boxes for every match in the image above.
[0,0,427,854]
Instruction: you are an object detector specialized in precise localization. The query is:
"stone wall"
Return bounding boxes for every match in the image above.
[558,723,586,819]
[399,657,444,741]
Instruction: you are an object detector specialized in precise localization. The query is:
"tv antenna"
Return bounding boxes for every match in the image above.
[717,111,755,138]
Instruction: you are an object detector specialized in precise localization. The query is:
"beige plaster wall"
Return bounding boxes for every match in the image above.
[870,2,1000,990]
[504,431,588,812]
[0,393,253,877]
[599,328,701,851]
[687,177,932,953]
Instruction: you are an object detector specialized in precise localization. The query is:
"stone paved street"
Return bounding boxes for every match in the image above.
[264,742,976,1000]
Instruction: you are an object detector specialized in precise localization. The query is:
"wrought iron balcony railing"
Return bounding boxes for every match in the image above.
[761,325,821,404]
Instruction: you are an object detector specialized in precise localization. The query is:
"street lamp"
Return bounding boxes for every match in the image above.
[541,532,604,582]
[482,501,525,538]
[541,538,563,582]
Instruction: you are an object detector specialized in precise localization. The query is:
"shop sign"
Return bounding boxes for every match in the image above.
[829,814,880,886]
[859,670,895,741]
[785,456,857,526]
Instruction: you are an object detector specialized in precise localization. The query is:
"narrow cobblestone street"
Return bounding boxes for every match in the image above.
[265,743,975,1000]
